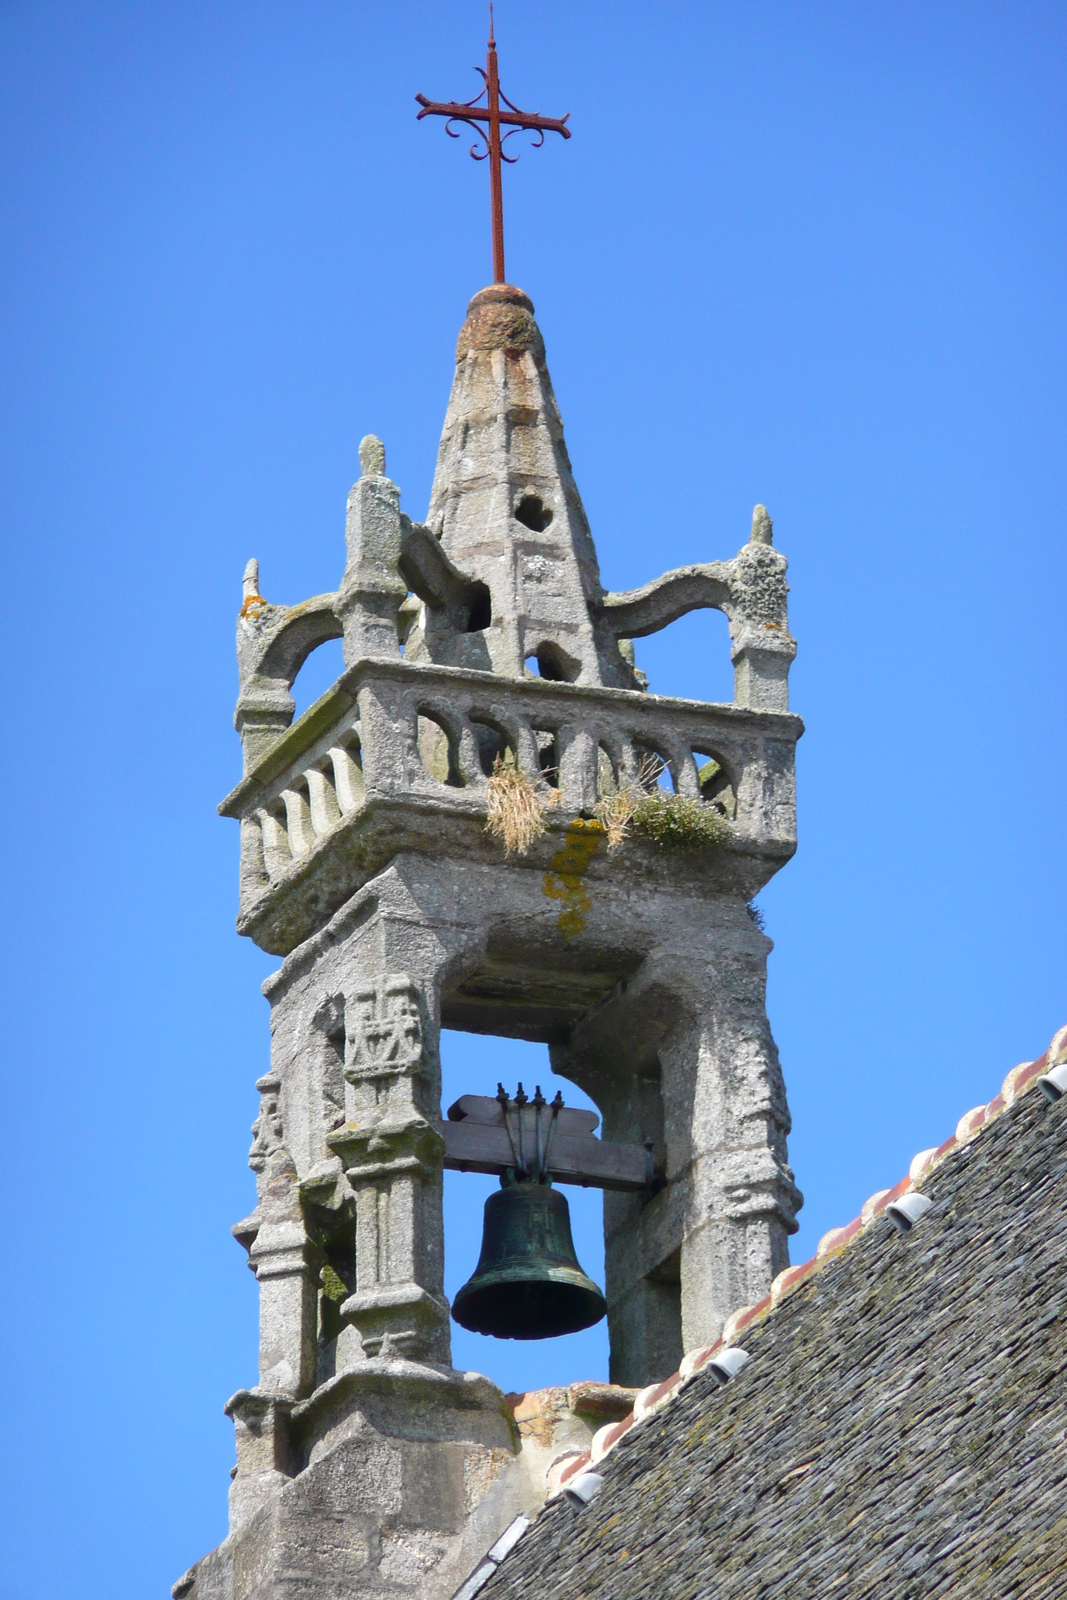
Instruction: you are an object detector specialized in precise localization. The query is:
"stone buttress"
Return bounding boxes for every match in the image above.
[175,285,804,1600]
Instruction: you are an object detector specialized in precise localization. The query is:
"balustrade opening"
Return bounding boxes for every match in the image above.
[417,711,463,787]
[693,750,737,818]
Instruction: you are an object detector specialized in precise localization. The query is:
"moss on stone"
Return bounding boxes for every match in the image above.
[320,1263,349,1302]
[629,792,731,853]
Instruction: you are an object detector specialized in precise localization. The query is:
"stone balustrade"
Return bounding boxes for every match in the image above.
[220,659,802,955]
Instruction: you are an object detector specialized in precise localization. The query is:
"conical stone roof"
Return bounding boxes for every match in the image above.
[425,285,634,689]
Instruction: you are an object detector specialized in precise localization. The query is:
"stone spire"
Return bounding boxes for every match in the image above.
[424,284,634,688]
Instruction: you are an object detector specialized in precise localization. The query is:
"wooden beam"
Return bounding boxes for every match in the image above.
[447,1092,599,1137]
[439,1118,651,1193]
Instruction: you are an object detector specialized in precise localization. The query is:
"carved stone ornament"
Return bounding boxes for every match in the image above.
[344,975,425,1083]
[249,1073,285,1173]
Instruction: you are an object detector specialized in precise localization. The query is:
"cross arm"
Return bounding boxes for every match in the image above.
[415,95,571,138]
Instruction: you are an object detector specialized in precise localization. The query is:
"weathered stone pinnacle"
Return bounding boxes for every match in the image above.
[358,433,386,477]
[751,505,773,545]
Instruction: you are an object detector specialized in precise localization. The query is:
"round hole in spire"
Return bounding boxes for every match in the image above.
[514,494,553,533]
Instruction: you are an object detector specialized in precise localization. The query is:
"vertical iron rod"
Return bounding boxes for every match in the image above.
[486,12,505,282]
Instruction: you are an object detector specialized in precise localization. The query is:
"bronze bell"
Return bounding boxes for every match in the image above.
[451,1084,607,1341]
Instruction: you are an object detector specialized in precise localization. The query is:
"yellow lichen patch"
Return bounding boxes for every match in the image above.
[542,819,604,937]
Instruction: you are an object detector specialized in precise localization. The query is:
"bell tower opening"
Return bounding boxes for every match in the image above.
[440,1029,609,1390]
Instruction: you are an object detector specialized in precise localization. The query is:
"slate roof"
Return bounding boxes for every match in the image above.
[480,1031,1067,1600]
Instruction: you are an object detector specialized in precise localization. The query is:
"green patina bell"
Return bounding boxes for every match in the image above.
[452,1179,607,1340]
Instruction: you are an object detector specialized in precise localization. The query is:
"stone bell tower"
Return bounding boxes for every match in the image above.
[173,282,803,1600]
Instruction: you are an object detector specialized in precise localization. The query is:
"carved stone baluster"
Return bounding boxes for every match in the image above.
[475,704,541,783]
[511,714,542,780]
[357,683,412,799]
[667,742,701,799]
[305,765,341,834]
[238,814,268,900]
[556,723,598,812]
[257,806,292,879]
[327,741,365,814]
[280,786,314,856]
[615,735,641,790]
[453,712,485,788]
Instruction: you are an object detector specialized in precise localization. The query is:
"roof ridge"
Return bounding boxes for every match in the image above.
[556,1023,1067,1490]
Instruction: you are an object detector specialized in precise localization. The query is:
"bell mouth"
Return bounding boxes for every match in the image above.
[453,1269,606,1340]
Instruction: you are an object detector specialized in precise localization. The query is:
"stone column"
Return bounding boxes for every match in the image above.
[662,936,801,1354]
[326,973,450,1363]
[249,1149,322,1396]
[556,913,801,1383]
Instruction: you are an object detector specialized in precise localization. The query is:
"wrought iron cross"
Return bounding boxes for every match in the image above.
[416,9,571,285]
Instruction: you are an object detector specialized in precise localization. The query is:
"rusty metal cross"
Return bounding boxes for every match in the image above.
[416,9,571,285]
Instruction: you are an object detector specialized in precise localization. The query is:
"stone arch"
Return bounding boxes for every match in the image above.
[254,599,344,693]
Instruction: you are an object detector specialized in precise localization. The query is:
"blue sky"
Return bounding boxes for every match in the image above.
[1,3,1064,1596]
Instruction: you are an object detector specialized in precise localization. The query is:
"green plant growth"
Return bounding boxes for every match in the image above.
[629,791,731,852]
[595,752,732,854]
[320,1262,349,1302]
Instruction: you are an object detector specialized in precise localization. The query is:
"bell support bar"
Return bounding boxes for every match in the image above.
[441,1093,657,1193]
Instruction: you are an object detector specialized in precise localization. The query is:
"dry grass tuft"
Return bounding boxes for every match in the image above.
[485,753,548,856]
[595,753,663,852]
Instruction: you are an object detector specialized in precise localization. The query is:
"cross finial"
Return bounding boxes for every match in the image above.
[416,15,571,284]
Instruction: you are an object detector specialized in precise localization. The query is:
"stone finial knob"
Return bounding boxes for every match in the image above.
[242,558,261,600]
[359,435,386,477]
[751,505,773,545]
